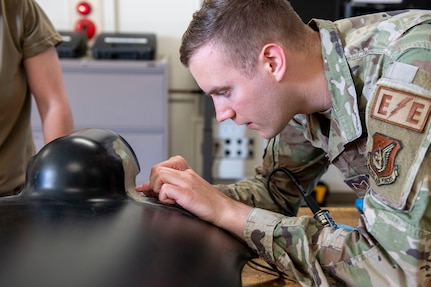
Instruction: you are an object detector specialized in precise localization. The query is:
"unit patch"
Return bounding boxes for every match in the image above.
[344,174,370,197]
[371,86,431,132]
[367,133,402,186]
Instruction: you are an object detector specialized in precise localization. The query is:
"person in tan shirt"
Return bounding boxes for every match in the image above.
[0,0,74,196]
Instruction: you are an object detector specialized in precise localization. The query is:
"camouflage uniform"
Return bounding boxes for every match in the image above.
[216,10,431,286]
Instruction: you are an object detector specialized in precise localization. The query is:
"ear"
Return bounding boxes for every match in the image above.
[259,44,286,82]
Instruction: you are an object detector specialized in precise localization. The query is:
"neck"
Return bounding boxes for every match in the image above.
[297,30,331,113]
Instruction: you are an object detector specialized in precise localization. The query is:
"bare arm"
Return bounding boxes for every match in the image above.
[24,46,74,143]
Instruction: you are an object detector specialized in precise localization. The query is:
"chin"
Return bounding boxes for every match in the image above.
[258,125,284,139]
[257,130,274,139]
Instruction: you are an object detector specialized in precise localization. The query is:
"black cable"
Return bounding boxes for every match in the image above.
[246,259,287,279]
[269,167,320,213]
[259,166,338,279]
[267,167,337,229]
[266,165,296,216]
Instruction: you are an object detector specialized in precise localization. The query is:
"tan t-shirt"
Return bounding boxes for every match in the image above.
[0,0,61,195]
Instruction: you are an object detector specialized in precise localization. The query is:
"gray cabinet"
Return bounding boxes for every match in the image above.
[31,58,169,184]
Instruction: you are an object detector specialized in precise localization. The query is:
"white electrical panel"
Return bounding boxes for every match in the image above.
[212,119,267,180]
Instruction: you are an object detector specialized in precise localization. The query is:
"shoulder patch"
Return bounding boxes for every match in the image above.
[371,86,431,133]
[367,133,402,186]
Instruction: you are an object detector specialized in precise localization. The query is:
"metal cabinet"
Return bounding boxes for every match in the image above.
[31,58,169,184]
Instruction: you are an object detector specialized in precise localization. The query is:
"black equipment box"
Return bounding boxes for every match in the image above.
[56,31,88,58]
[92,33,156,60]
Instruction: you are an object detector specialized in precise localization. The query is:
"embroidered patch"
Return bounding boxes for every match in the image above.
[344,174,370,197]
[367,133,402,186]
[371,86,431,132]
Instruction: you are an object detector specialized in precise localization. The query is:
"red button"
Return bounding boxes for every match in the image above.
[74,18,96,39]
[77,2,91,15]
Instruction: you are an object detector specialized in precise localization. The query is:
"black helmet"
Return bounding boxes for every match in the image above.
[25,128,140,202]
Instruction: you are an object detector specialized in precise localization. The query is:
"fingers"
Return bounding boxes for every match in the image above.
[158,183,180,205]
[135,181,158,198]
[135,158,251,239]
[152,167,195,197]
[135,182,149,192]
[135,156,190,197]
[168,155,191,170]
[147,167,197,207]
[136,165,189,200]
[151,155,190,173]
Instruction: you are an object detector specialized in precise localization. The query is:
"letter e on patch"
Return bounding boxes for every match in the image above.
[371,86,431,132]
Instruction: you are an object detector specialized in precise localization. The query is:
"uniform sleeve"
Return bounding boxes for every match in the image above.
[20,0,62,58]
[215,123,330,216]
[243,149,431,287]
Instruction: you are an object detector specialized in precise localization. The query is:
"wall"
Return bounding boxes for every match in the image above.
[35,0,200,90]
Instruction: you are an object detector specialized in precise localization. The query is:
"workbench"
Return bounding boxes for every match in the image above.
[241,207,361,287]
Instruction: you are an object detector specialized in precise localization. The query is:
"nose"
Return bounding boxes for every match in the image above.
[212,96,235,122]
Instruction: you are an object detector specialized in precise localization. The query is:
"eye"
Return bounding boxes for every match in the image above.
[206,87,231,98]
[216,89,230,97]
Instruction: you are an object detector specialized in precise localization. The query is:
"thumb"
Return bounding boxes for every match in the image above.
[159,183,180,205]
[135,181,153,195]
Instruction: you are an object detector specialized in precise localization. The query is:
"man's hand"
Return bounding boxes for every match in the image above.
[135,155,252,239]
[135,155,190,201]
